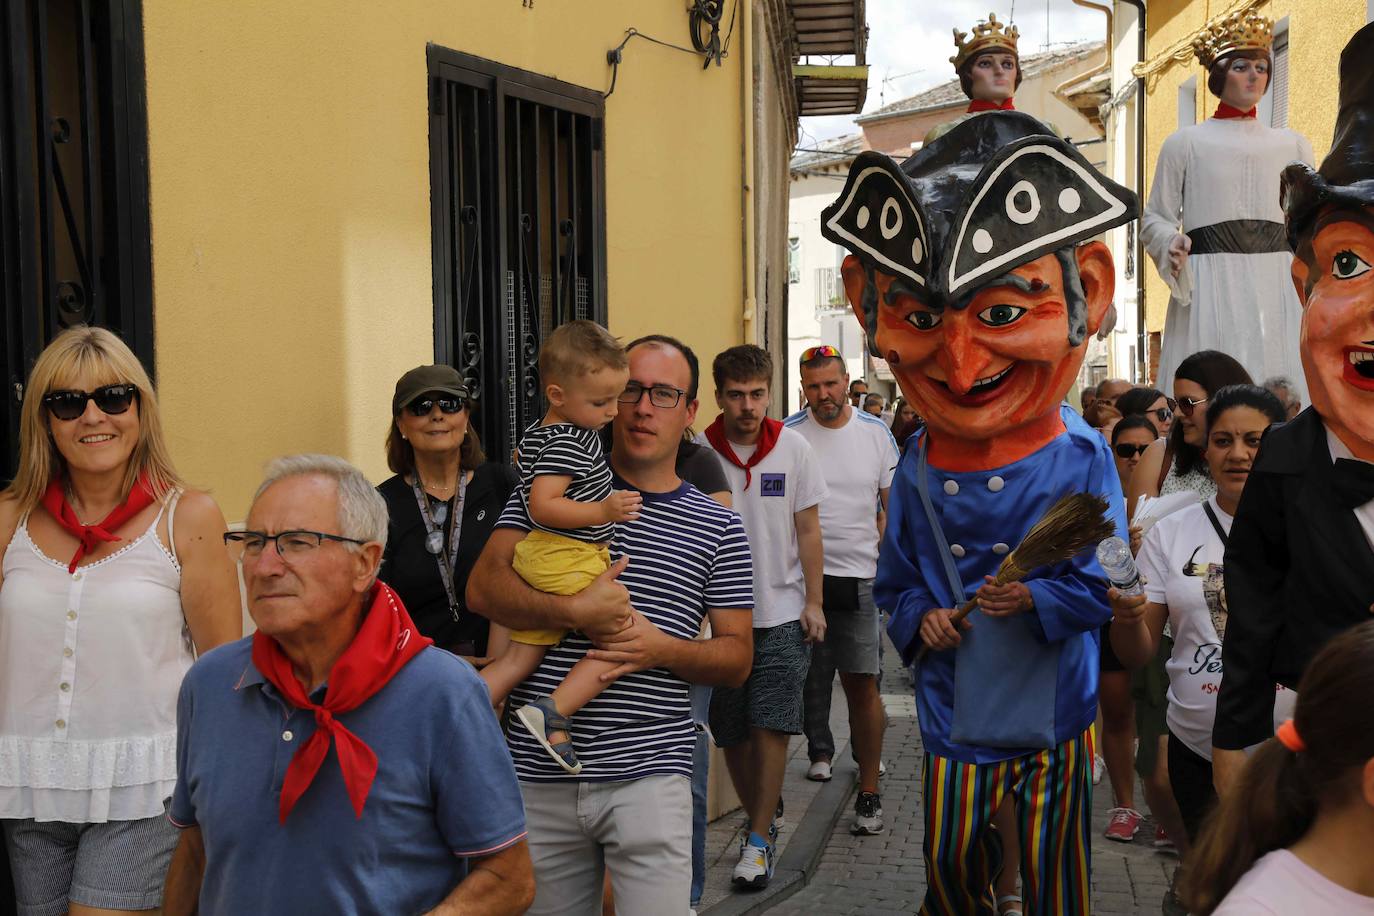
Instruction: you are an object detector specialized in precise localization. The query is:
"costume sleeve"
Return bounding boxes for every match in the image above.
[875,462,940,666]
[705,511,755,610]
[1140,131,1192,306]
[168,675,198,828]
[434,668,528,857]
[1023,445,1125,642]
[1215,465,1287,749]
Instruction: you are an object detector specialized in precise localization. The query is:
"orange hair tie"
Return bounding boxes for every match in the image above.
[1276,719,1306,753]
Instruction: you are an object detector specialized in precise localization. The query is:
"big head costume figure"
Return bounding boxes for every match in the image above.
[1215,22,1374,774]
[826,112,1136,915]
[924,13,1023,146]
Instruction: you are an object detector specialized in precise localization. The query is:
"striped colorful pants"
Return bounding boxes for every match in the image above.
[919,727,1095,916]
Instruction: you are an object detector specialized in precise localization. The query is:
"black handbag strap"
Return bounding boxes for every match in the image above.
[1202,499,1229,547]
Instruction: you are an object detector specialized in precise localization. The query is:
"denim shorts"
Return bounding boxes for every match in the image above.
[709,620,810,747]
[3,804,177,916]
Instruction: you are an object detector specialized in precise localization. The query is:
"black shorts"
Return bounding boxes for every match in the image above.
[1099,620,1126,673]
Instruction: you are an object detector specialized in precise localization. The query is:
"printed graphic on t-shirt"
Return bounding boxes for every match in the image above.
[760,473,786,497]
[1181,544,1228,640]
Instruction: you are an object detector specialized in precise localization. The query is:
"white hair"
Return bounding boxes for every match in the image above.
[254,454,389,551]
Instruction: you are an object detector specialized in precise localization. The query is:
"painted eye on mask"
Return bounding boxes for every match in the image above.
[1331,249,1372,280]
[906,310,942,331]
[976,304,1028,327]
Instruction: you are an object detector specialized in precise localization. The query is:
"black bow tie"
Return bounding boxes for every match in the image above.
[1332,458,1374,509]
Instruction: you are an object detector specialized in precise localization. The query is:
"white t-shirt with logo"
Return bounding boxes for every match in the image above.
[1138,496,1294,760]
[784,407,899,579]
[695,426,828,628]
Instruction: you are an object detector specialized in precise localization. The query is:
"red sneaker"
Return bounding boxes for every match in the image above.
[1153,824,1177,852]
[1103,807,1142,842]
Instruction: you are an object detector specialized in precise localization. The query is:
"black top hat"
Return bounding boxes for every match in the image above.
[820,111,1137,311]
[1282,21,1374,250]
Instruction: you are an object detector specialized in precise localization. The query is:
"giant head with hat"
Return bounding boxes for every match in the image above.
[952,12,1021,103]
[1281,21,1374,461]
[821,111,1138,468]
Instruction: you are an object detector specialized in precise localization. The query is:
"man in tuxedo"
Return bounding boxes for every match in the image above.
[1214,21,1374,791]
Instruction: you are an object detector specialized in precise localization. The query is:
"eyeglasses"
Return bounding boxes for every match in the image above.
[1149,407,1174,424]
[618,382,686,409]
[42,384,139,421]
[800,345,843,363]
[1114,443,1151,459]
[406,396,466,417]
[1176,396,1208,417]
[223,529,367,563]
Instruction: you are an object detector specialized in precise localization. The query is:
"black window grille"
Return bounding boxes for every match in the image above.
[0,0,154,479]
[427,47,607,462]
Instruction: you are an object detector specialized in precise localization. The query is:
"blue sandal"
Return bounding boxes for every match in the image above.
[516,696,582,775]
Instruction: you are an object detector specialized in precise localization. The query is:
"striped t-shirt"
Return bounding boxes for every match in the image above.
[516,422,615,543]
[497,476,753,782]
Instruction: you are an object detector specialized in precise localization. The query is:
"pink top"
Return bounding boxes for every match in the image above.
[1213,850,1374,914]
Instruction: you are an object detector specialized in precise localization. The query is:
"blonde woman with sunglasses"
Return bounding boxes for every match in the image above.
[0,326,240,916]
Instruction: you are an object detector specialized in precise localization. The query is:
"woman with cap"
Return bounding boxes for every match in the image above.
[377,365,517,663]
[1142,9,1312,395]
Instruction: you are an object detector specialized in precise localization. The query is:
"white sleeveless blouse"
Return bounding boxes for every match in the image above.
[0,495,192,823]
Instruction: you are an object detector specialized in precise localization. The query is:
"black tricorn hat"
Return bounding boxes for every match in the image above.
[1281,21,1374,250]
[820,111,1138,310]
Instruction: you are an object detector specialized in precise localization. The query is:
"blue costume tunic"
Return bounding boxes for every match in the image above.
[876,406,1126,765]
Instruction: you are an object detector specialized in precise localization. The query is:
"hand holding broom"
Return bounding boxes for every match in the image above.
[915,492,1115,662]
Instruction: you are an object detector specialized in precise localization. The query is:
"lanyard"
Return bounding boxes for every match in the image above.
[411,472,467,622]
[916,433,967,605]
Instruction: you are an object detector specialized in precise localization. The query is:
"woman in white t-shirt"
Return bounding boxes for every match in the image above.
[1109,384,1289,852]
[1177,622,1374,914]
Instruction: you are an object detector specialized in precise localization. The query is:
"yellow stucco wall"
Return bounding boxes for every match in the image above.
[142,1,751,518]
[1140,0,1365,334]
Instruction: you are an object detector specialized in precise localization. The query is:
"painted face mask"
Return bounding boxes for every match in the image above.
[820,111,1138,466]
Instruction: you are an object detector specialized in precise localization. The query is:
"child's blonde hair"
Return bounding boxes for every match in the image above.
[539,320,628,385]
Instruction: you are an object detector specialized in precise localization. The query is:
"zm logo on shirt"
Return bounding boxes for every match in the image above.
[760,473,786,497]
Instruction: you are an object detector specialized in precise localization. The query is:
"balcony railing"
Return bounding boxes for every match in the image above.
[815,267,848,317]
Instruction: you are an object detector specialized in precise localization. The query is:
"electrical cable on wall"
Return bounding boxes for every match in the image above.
[604,0,740,98]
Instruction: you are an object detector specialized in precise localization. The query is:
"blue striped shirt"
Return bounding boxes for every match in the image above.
[497,476,753,781]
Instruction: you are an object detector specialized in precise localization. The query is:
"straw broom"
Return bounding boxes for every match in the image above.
[915,492,1116,662]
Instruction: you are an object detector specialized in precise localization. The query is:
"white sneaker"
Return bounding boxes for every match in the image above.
[807,759,833,781]
[851,790,885,835]
[879,759,887,778]
[732,838,774,889]
[1092,754,1105,785]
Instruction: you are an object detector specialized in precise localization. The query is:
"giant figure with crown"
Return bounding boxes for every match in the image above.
[822,16,1135,913]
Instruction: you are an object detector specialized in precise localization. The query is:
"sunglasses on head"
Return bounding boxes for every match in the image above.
[1114,442,1151,459]
[42,384,139,421]
[1176,396,1208,417]
[800,345,842,363]
[406,395,466,417]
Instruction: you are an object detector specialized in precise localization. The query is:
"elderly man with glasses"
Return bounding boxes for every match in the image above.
[468,334,755,915]
[162,455,532,916]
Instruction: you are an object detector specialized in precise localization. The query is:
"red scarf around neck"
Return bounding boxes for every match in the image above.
[1214,102,1257,119]
[251,582,431,823]
[968,98,1015,113]
[41,472,156,573]
[704,415,783,490]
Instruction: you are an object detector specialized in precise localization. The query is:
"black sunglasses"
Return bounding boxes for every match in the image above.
[407,396,466,417]
[42,384,139,421]
[1114,442,1151,459]
[1149,407,1174,424]
[1176,396,1208,418]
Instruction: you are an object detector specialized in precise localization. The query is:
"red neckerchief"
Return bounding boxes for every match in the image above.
[40,472,156,573]
[1214,103,1257,119]
[251,582,432,822]
[967,98,1015,113]
[705,416,783,491]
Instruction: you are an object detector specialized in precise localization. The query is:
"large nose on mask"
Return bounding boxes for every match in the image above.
[938,314,994,395]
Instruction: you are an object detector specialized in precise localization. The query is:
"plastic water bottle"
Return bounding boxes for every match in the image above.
[1096,536,1144,597]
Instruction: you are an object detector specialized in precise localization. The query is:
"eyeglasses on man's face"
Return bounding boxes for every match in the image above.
[618,382,686,409]
[224,530,367,563]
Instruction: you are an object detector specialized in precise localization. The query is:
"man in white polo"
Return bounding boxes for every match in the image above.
[786,345,898,835]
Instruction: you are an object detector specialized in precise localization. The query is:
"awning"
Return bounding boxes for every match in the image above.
[794,64,869,116]
[789,0,868,115]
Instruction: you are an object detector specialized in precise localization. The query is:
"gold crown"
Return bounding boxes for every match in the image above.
[1191,9,1273,69]
[951,12,1020,70]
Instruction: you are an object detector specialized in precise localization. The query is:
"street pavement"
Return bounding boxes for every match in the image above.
[702,633,1179,915]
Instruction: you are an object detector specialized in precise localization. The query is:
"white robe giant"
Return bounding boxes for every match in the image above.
[1141,117,1313,394]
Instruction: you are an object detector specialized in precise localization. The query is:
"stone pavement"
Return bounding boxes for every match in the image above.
[702,633,1180,915]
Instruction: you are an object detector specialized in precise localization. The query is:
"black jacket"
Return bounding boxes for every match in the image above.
[1216,408,1374,748]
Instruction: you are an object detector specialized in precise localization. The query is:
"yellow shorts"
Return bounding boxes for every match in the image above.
[510,529,611,647]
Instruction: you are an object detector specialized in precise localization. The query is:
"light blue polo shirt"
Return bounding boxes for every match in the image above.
[170,637,526,915]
